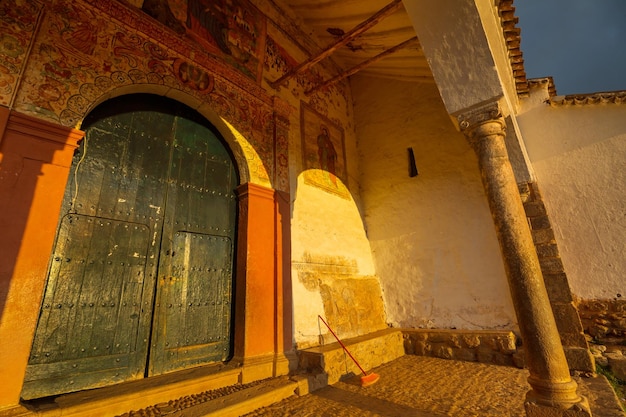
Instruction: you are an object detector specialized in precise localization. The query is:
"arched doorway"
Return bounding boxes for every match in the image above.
[22,95,238,399]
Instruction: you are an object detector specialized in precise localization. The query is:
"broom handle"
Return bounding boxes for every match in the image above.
[318,315,367,376]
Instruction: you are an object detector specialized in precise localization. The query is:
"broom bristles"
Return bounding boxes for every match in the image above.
[360,372,380,387]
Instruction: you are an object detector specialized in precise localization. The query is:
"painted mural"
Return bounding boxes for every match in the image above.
[300,101,348,198]
[265,29,351,195]
[141,0,266,83]
[1,0,290,191]
[0,0,44,107]
[264,31,350,122]
[264,35,298,82]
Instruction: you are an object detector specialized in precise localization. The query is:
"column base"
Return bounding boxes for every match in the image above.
[525,390,592,417]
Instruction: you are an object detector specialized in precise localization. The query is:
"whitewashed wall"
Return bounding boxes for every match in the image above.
[286,87,382,349]
[517,85,626,300]
[352,75,517,330]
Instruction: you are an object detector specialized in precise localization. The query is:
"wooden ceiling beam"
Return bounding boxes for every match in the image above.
[304,36,419,95]
[268,0,403,89]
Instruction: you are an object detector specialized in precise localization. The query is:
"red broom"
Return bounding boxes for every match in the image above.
[317,315,380,387]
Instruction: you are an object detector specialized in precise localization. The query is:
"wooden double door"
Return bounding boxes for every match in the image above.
[22,95,238,399]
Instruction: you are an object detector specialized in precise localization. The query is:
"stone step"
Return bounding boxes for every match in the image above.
[297,328,404,389]
[12,366,298,417]
[138,377,299,417]
[105,377,300,417]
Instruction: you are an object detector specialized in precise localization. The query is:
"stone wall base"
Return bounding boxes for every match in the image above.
[577,299,626,340]
[298,328,404,386]
[402,329,519,366]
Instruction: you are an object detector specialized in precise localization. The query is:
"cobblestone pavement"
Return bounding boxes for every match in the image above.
[244,355,530,417]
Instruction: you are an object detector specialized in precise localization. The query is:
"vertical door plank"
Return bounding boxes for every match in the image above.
[150,114,237,375]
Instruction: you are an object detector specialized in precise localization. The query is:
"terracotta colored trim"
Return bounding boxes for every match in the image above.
[5,111,84,147]
[0,106,9,147]
[237,182,276,200]
[274,189,293,356]
[0,112,84,407]
[234,182,280,360]
[236,183,293,366]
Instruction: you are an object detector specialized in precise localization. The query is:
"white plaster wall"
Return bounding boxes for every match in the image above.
[473,0,519,112]
[290,181,378,345]
[263,18,382,348]
[352,75,517,330]
[517,87,626,300]
[403,0,503,115]
[286,93,379,348]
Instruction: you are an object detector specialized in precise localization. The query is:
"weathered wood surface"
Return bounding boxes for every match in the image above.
[23,97,236,399]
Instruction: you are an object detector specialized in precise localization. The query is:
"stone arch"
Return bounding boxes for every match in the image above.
[20,94,245,399]
[0,2,293,405]
[71,84,259,184]
[59,75,282,190]
[70,84,293,371]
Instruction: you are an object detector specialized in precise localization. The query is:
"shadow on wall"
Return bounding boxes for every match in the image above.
[0,110,79,321]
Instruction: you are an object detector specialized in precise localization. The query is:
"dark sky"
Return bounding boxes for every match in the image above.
[514,0,626,96]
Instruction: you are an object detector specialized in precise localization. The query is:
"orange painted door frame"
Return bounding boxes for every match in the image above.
[0,109,293,407]
[0,110,84,407]
[234,183,292,362]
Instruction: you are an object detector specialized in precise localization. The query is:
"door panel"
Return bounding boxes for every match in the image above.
[151,232,233,374]
[23,96,237,399]
[22,215,152,399]
[149,115,237,375]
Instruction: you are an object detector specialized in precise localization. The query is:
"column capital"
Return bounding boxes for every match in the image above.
[457,102,506,142]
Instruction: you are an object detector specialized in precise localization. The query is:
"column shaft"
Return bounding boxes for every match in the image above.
[459,105,590,415]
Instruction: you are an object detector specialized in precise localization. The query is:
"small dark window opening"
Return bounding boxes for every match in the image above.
[408,147,418,177]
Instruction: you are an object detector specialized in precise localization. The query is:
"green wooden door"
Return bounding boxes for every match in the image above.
[22,96,237,400]
[149,108,237,375]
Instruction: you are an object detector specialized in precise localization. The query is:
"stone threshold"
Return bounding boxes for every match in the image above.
[117,377,299,417]
[5,353,624,416]
[3,362,244,417]
[1,328,404,417]
[124,356,626,417]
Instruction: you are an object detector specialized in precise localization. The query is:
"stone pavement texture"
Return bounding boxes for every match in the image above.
[115,355,624,417]
[243,355,625,417]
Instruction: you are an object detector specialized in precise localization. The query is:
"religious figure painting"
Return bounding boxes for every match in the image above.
[140,0,266,82]
[300,101,348,198]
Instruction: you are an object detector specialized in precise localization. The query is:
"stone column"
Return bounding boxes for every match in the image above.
[458,103,591,417]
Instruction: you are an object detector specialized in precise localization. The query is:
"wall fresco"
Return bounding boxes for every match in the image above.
[140,0,266,83]
[273,96,292,192]
[264,31,352,141]
[264,30,349,193]
[0,0,44,107]
[264,32,349,118]
[300,101,349,198]
[6,0,288,191]
[264,35,298,80]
